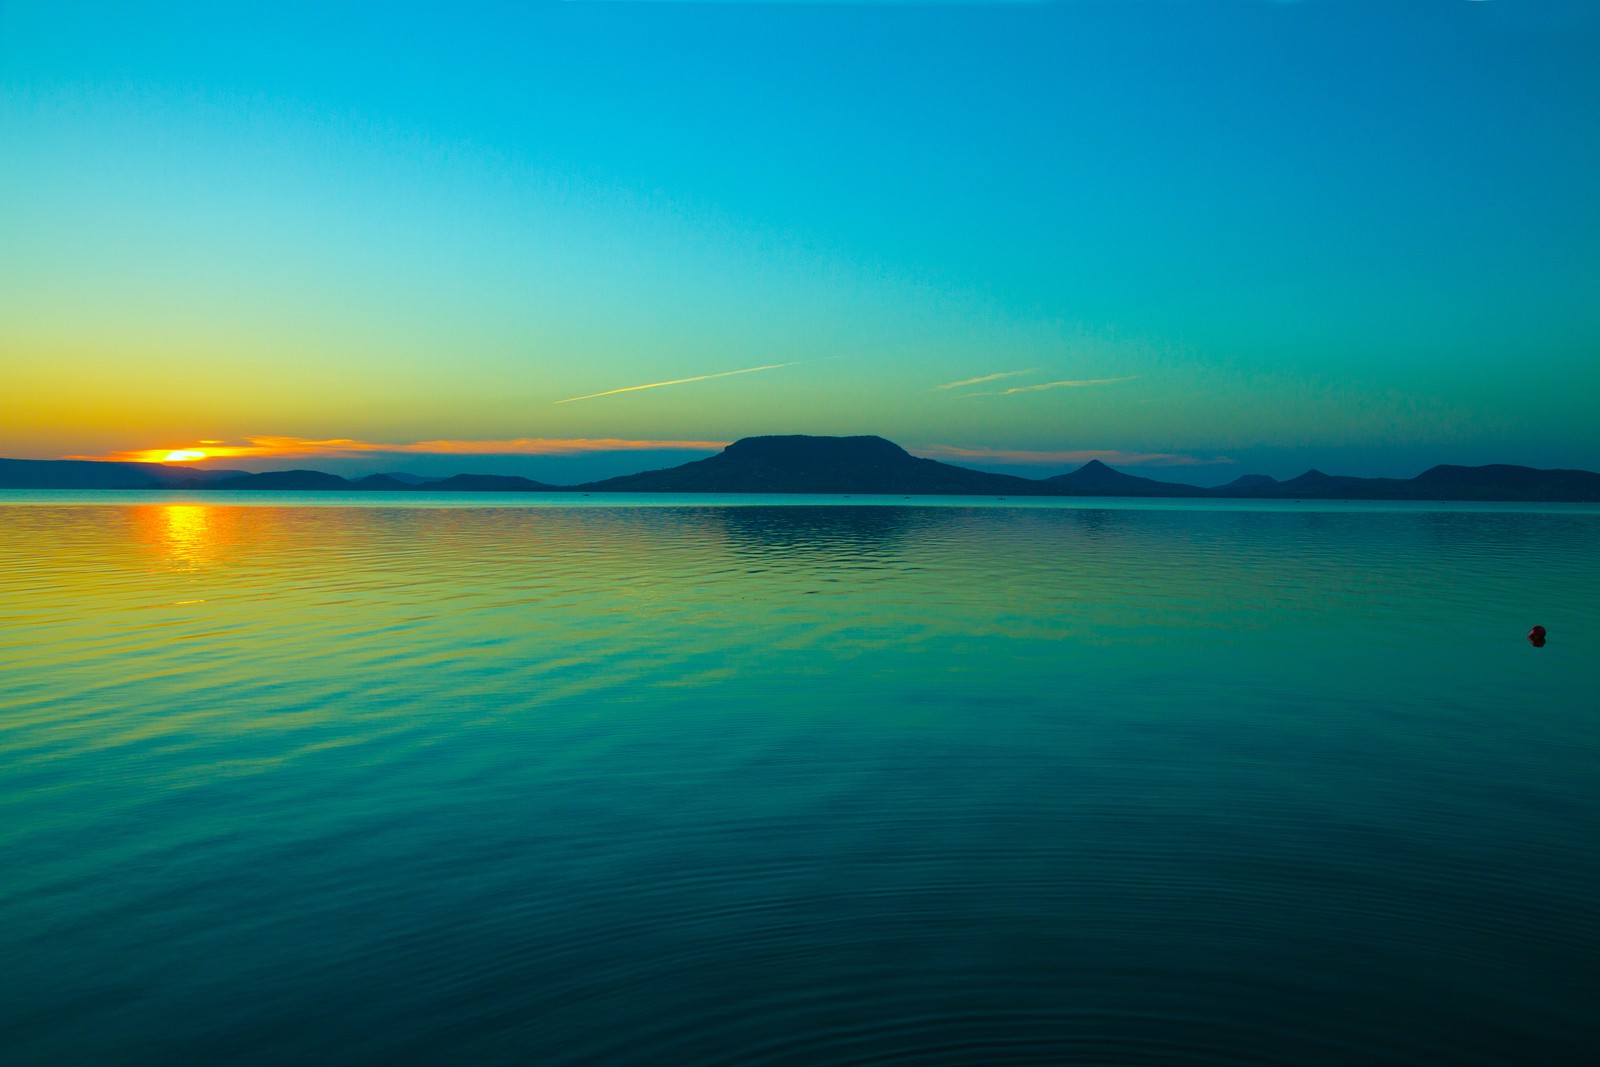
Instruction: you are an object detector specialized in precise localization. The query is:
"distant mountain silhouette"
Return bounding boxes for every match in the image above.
[1215,464,1600,501]
[0,458,251,489]
[1239,469,1406,499]
[419,473,556,492]
[1214,473,1277,492]
[1045,459,1212,497]
[377,472,436,485]
[1403,464,1600,501]
[350,474,416,491]
[4,438,1599,500]
[575,435,1049,495]
[0,458,170,489]
[206,470,352,491]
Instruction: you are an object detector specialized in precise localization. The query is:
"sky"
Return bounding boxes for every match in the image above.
[3,0,1597,484]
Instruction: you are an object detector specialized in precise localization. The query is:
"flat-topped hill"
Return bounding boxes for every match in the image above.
[576,435,1050,495]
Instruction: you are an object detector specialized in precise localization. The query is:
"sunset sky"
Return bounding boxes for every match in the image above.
[4,0,1597,483]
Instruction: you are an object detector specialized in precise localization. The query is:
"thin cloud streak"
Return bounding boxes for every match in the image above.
[555,361,804,404]
[963,375,1138,397]
[915,445,1233,468]
[73,436,730,464]
[937,369,1039,390]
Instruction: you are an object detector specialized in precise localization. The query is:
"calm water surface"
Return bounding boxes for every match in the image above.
[2,498,1596,1064]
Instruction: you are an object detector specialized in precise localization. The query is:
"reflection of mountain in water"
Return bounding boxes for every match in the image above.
[713,506,952,566]
[717,504,1209,570]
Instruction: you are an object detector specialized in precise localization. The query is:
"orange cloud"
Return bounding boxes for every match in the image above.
[71,436,730,464]
[914,445,1232,468]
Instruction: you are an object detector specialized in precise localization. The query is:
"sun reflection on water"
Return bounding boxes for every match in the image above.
[156,504,216,569]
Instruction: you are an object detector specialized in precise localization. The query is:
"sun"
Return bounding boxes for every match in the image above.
[162,449,207,462]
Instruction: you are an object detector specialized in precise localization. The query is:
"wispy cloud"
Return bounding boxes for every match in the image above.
[937,369,1039,390]
[555,360,804,404]
[71,437,729,464]
[914,445,1233,468]
[962,375,1138,397]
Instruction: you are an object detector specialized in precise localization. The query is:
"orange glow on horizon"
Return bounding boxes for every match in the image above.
[69,436,731,464]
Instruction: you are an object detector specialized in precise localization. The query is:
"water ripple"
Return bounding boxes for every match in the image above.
[2,502,1597,1064]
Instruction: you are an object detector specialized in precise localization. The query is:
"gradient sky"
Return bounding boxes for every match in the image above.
[3,0,1597,483]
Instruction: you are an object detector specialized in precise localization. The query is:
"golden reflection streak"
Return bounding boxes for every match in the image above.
[157,505,215,569]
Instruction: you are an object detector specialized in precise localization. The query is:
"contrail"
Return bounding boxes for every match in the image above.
[965,375,1137,397]
[555,361,805,404]
[937,369,1039,390]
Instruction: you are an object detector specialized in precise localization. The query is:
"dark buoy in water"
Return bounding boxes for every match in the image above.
[1528,625,1547,647]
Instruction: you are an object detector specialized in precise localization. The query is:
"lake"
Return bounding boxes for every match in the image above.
[2,495,1596,1064]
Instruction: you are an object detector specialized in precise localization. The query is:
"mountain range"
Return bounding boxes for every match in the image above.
[3,436,1599,501]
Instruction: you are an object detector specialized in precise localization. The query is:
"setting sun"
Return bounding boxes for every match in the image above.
[162,450,206,462]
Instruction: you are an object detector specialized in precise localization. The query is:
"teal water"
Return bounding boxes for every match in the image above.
[2,499,1596,1064]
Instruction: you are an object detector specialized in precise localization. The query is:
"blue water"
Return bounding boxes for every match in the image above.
[2,498,1596,1063]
